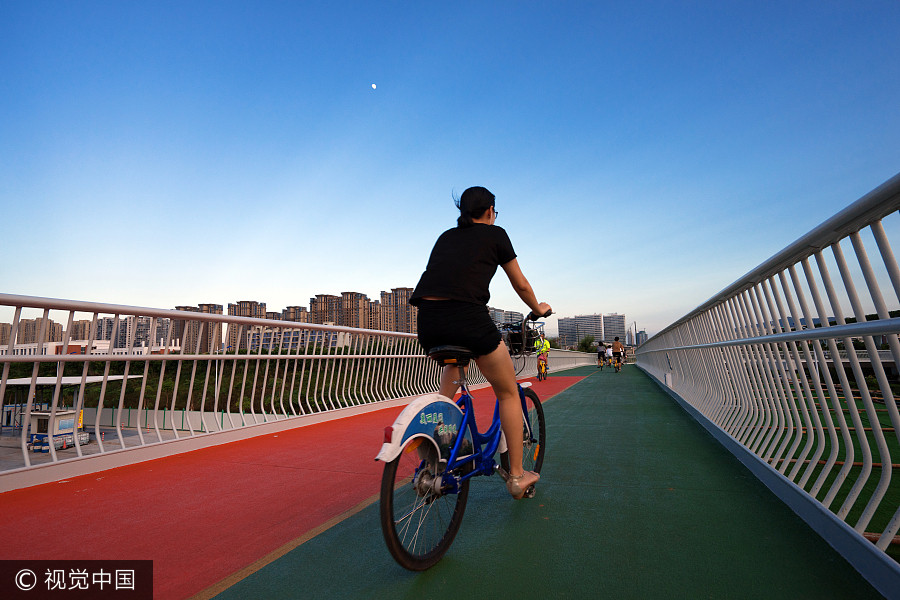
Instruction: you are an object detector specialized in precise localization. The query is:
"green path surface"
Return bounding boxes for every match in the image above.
[215,366,884,599]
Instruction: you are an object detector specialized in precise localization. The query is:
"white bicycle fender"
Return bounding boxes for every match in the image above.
[375,393,465,463]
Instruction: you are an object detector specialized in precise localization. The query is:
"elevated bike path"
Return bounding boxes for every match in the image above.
[0,371,586,600]
[1,367,884,599]
[209,366,884,599]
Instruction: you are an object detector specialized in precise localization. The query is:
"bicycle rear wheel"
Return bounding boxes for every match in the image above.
[501,387,546,475]
[380,440,470,571]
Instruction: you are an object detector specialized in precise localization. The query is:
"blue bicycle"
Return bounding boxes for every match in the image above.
[376,316,547,571]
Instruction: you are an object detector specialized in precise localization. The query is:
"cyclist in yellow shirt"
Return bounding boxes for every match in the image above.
[535,332,551,376]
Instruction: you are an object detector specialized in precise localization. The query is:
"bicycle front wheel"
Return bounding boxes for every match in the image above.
[380,441,470,571]
[511,352,527,375]
[521,387,546,472]
[501,387,546,475]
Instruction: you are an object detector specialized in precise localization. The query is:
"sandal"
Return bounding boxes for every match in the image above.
[506,470,540,500]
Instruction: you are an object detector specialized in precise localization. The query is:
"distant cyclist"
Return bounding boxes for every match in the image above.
[612,337,625,370]
[597,343,606,368]
[535,332,550,374]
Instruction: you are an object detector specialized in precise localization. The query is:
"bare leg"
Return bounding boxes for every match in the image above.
[474,343,534,480]
[438,364,462,399]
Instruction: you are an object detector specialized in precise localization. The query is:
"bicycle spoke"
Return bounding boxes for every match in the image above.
[402,495,433,553]
[381,444,469,569]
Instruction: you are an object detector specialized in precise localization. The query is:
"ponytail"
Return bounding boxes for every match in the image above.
[455,186,495,228]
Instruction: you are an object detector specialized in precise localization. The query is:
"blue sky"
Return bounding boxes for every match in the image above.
[2,1,899,337]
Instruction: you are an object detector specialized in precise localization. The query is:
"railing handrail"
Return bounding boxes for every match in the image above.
[649,171,900,344]
[641,316,900,353]
[0,292,417,339]
[635,172,900,596]
[0,293,598,491]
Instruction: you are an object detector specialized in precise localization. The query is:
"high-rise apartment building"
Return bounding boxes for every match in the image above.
[154,318,172,347]
[197,304,223,353]
[49,321,62,343]
[377,292,394,331]
[578,314,604,342]
[504,310,525,324]
[95,317,115,342]
[309,294,341,325]
[173,307,196,349]
[0,322,10,346]
[557,317,576,347]
[118,316,152,349]
[69,320,93,341]
[557,313,629,348]
[228,301,266,320]
[19,318,63,344]
[20,319,38,344]
[488,307,526,326]
[488,307,505,324]
[117,316,172,349]
[392,287,416,334]
[557,314,603,347]
[174,304,224,352]
[379,288,416,333]
[282,306,309,322]
[367,300,381,330]
[225,301,264,350]
[603,313,626,343]
[341,292,370,330]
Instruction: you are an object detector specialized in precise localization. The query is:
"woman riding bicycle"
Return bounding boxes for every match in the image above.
[410,186,552,500]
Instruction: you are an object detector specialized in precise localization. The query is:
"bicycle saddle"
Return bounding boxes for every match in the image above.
[427,345,473,366]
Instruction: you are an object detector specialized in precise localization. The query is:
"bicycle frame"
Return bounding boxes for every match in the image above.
[378,330,548,570]
[375,366,535,494]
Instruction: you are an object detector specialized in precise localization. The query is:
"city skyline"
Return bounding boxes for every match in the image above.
[3,4,899,339]
[0,287,623,344]
[557,313,638,348]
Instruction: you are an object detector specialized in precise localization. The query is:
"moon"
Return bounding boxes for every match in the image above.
[371,83,376,89]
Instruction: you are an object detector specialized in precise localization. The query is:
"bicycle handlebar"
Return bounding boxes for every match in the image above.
[526,309,553,321]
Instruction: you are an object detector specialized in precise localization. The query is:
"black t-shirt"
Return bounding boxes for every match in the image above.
[410,224,517,306]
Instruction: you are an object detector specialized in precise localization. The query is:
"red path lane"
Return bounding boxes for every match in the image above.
[0,376,585,600]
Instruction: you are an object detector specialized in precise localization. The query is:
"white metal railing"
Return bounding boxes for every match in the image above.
[637,173,900,567]
[0,294,593,480]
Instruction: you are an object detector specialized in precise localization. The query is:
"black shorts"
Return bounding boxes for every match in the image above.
[416,300,502,358]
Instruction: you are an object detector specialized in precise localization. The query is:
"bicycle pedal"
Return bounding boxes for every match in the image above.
[524,485,536,499]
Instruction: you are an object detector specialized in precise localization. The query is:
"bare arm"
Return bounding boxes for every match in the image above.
[501,258,552,316]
